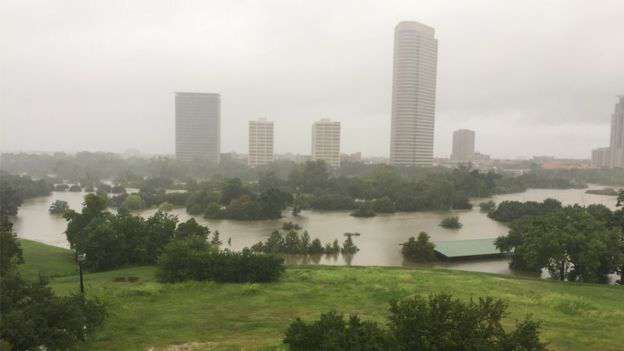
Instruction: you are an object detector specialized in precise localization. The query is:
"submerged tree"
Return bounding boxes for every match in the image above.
[401,232,437,262]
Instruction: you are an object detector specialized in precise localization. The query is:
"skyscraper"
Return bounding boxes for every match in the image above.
[248,118,274,167]
[390,21,438,166]
[609,96,624,167]
[175,92,221,163]
[311,119,341,167]
[451,129,476,162]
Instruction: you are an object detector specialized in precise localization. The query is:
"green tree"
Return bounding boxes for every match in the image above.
[479,200,496,212]
[496,206,620,283]
[440,216,462,229]
[401,232,437,262]
[121,193,145,211]
[48,199,69,215]
[175,218,210,240]
[211,230,223,246]
[388,293,547,351]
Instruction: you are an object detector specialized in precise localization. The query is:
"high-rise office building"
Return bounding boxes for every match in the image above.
[592,147,610,168]
[609,96,624,167]
[451,129,476,162]
[248,118,274,167]
[390,21,439,166]
[175,92,221,163]
[311,119,341,167]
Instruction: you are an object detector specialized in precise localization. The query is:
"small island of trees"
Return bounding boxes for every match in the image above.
[400,232,437,262]
[440,216,462,229]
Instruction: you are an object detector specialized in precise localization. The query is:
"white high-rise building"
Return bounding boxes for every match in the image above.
[311,119,341,167]
[451,129,476,162]
[248,118,274,167]
[609,96,624,167]
[175,92,220,163]
[390,21,438,166]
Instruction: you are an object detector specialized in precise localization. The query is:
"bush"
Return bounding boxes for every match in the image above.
[284,293,548,351]
[49,200,69,215]
[388,293,547,350]
[479,200,496,212]
[121,193,145,211]
[284,312,391,351]
[0,273,107,351]
[157,238,285,283]
[440,216,462,229]
[350,202,376,218]
[401,232,437,262]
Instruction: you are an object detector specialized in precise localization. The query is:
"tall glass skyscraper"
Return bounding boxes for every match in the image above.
[609,96,624,167]
[390,21,438,166]
[174,92,221,163]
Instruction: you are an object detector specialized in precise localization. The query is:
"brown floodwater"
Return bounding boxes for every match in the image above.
[13,185,618,276]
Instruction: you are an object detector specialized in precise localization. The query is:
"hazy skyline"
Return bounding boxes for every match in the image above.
[1,0,623,159]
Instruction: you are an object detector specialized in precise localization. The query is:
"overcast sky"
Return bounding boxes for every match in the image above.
[1,0,623,159]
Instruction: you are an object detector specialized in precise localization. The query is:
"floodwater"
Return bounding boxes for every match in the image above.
[13,185,618,276]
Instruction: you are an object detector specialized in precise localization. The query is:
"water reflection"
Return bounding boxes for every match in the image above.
[13,186,618,276]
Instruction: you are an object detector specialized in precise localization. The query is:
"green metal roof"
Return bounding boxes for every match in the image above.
[434,238,501,259]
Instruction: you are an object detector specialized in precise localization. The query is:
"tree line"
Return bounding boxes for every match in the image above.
[495,201,624,284]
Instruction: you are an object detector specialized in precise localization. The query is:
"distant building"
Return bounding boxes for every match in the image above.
[390,21,438,166]
[175,92,221,163]
[311,119,341,167]
[473,152,491,162]
[341,152,362,163]
[609,96,624,167]
[450,129,475,162]
[531,155,556,163]
[248,118,274,167]
[592,147,610,168]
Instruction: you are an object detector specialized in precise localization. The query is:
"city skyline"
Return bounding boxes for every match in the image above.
[2,1,622,159]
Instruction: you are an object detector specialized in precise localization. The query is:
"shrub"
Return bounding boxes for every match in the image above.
[49,200,69,215]
[284,312,391,351]
[401,232,437,262]
[350,202,376,218]
[388,293,547,350]
[440,216,462,229]
[121,193,144,211]
[157,238,285,283]
[479,200,496,212]
[282,221,302,231]
[284,293,548,351]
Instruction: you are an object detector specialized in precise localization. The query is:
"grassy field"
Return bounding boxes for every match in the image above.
[17,239,76,280]
[19,240,624,351]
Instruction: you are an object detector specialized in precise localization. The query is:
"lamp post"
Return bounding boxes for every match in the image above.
[77,253,86,294]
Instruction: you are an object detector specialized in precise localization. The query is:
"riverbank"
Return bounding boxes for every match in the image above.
[19,239,624,351]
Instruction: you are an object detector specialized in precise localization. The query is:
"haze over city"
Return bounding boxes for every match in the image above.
[1,0,623,159]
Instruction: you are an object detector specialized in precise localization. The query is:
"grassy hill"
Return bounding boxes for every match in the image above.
[18,239,624,351]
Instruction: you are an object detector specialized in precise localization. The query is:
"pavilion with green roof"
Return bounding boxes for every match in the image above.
[433,238,507,260]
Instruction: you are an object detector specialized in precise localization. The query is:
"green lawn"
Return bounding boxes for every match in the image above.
[17,239,76,280]
[20,240,624,351]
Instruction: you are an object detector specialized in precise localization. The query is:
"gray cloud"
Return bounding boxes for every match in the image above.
[1,0,623,159]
